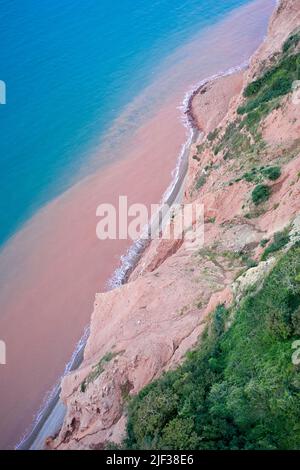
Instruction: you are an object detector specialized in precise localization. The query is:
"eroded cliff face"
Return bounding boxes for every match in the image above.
[48,0,300,450]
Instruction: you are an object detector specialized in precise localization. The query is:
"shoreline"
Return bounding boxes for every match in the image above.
[19,63,248,451]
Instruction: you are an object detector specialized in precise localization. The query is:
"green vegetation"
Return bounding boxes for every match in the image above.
[242,165,281,184]
[244,206,266,220]
[233,41,300,144]
[251,184,271,205]
[243,168,261,183]
[213,121,252,160]
[111,32,300,452]
[81,351,118,393]
[260,238,269,248]
[123,245,300,450]
[196,143,205,154]
[261,229,290,261]
[244,257,258,269]
[243,53,299,99]
[261,166,281,181]
[212,114,267,162]
[282,30,300,54]
[207,128,219,142]
[211,39,299,168]
[197,247,258,272]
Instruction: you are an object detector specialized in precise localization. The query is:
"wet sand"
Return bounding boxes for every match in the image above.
[0,0,276,449]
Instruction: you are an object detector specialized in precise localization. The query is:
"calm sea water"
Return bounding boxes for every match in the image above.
[0,0,253,247]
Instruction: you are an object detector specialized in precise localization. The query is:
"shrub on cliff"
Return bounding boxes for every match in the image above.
[251,184,271,205]
[207,128,219,142]
[195,174,206,190]
[238,52,300,126]
[243,166,281,184]
[124,246,300,450]
[243,54,299,99]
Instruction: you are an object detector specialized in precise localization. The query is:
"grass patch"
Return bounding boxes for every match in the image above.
[283,30,300,54]
[213,122,250,160]
[260,238,269,248]
[243,168,261,183]
[242,166,281,184]
[211,46,299,171]
[207,128,219,142]
[196,143,205,154]
[261,166,281,181]
[261,229,290,261]
[242,54,299,101]
[81,351,119,393]
[237,52,300,129]
[195,174,206,191]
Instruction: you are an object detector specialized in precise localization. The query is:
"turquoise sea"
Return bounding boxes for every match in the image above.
[0,0,255,248]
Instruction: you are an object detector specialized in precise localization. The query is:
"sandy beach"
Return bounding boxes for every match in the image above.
[0,0,276,449]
